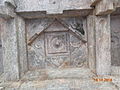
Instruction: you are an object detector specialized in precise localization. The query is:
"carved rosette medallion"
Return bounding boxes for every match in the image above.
[45,32,69,55]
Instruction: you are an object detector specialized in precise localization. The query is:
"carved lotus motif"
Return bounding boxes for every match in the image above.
[45,32,68,54]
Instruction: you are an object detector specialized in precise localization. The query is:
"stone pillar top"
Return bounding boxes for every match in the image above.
[4,0,16,8]
[0,0,16,19]
[0,0,16,7]
[91,0,119,16]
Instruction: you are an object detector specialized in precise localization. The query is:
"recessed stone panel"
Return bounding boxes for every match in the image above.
[26,18,87,69]
[111,15,120,66]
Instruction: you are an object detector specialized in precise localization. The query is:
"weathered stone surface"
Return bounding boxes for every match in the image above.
[95,0,115,15]
[111,15,120,66]
[17,10,93,19]
[0,31,3,75]
[43,20,70,68]
[26,18,87,69]
[117,0,120,8]
[16,16,28,77]
[95,15,111,75]
[112,76,120,89]
[4,0,16,7]
[87,15,96,72]
[0,0,16,19]
[0,15,28,81]
[111,66,120,75]
[26,18,53,41]
[28,34,46,70]
[0,0,15,7]
[0,47,3,75]
[114,0,120,8]
[0,5,15,19]
[0,77,119,90]
[111,7,120,15]
[15,0,92,14]
[0,0,120,89]
[91,0,101,6]
[21,68,95,81]
[69,33,87,68]
[21,70,47,81]
[47,68,95,79]
[1,18,20,81]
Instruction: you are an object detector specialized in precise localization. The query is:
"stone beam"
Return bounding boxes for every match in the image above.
[17,9,92,19]
[15,0,92,14]
[95,0,115,15]
[95,15,111,76]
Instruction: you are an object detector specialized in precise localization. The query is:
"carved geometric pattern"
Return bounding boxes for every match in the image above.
[45,32,68,55]
[27,18,87,69]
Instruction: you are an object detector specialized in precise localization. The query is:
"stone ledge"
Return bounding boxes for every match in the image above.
[1,69,120,90]
[0,78,119,90]
[21,68,96,81]
[16,9,93,19]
